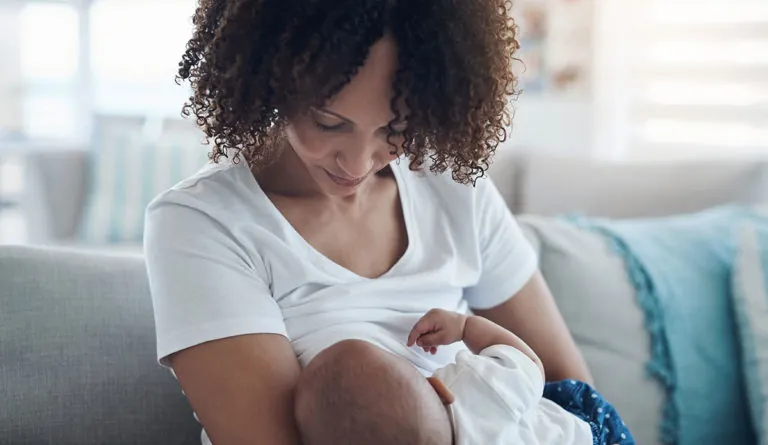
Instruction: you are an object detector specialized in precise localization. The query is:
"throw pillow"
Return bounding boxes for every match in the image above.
[571,207,757,445]
[732,214,768,445]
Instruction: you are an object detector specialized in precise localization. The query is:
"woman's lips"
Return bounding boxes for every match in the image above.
[325,170,367,187]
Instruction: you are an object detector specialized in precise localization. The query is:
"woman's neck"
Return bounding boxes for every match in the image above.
[253,142,385,209]
[254,145,321,198]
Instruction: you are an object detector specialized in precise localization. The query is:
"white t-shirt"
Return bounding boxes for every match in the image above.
[145,158,537,374]
[435,345,593,445]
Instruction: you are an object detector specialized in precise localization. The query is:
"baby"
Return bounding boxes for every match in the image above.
[294,309,634,445]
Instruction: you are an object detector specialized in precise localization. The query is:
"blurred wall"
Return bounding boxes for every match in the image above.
[0,4,22,133]
[507,96,593,156]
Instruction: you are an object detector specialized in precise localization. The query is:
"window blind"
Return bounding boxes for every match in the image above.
[625,0,768,159]
[595,0,768,159]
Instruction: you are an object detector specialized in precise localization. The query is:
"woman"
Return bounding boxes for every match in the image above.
[145,1,592,444]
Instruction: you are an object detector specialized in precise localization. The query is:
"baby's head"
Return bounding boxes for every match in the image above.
[295,340,453,445]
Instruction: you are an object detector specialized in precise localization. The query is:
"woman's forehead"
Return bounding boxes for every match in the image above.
[321,35,403,125]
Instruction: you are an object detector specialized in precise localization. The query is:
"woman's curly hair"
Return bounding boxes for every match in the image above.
[178,0,519,184]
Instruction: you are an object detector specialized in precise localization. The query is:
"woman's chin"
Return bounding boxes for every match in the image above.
[320,179,367,198]
[312,169,370,197]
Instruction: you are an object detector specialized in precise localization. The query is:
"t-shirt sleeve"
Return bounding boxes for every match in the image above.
[144,195,287,368]
[463,177,538,309]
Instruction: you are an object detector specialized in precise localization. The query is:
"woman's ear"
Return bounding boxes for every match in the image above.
[427,377,455,405]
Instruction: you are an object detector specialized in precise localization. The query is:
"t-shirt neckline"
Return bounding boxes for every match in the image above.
[244,159,415,281]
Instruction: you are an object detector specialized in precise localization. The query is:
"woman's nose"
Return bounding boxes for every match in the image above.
[336,145,376,179]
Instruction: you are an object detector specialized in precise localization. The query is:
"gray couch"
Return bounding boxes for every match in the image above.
[4,149,768,444]
[0,247,200,444]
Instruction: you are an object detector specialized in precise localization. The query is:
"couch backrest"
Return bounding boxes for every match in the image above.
[489,152,768,218]
[23,148,768,244]
[0,246,200,444]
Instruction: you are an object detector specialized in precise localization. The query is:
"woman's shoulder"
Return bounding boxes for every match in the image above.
[145,161,272,236]
[149,161,257,209]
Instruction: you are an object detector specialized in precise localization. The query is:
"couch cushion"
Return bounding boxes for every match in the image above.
[519,215,665,445]
[0,246,199,444]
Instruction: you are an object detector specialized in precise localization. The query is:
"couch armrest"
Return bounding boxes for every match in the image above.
[23,148,89,244]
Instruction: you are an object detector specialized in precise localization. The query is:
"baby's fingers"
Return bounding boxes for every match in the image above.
[407,318,435,347]
[415,330,449,348]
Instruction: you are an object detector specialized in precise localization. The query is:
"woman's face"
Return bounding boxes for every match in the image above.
[284,34,406,197]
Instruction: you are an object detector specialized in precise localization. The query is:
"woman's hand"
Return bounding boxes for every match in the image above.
[407,309,468,354]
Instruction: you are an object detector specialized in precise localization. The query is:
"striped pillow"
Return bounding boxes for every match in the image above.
[80,117,209,244]
[732,214,768,445]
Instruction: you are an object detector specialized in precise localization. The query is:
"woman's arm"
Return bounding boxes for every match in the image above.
[473,271,594,384]
[170,334,302,445]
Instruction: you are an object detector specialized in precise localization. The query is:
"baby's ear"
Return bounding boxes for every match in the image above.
[427,377,455,406]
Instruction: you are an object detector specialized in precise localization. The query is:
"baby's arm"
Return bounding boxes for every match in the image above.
[408,309,545,379]
[463,315,544,379]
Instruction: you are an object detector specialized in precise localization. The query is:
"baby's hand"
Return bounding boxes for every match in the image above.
[407,309,467,354]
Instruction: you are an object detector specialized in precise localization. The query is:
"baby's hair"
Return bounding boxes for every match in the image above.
[294,340,451,445]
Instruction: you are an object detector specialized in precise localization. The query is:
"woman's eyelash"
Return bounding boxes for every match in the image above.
[313,119,405,135]
[313,120,343,132]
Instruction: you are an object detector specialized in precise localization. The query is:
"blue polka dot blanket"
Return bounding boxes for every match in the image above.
[544,380,635,445]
